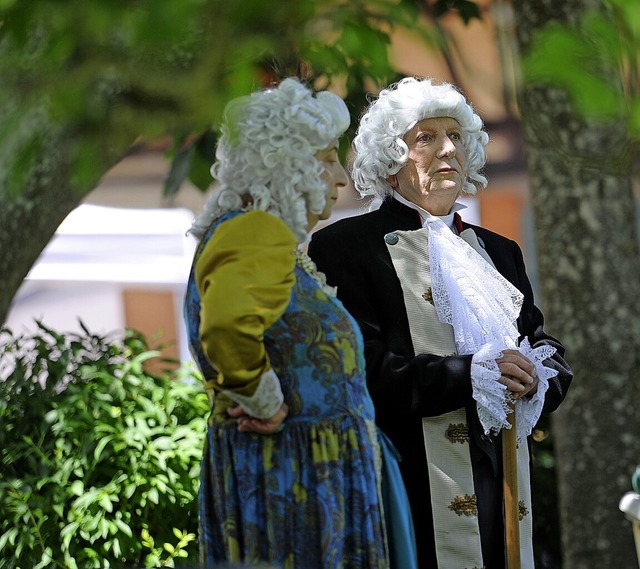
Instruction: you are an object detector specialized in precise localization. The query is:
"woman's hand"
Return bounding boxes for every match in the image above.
[227,402,289,434]
[495,349,539,399]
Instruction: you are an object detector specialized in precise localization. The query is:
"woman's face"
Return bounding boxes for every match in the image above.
[307,142,348,231]
[389,116,467,216]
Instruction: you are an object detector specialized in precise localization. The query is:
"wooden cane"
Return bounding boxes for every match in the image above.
[503,401,521,569]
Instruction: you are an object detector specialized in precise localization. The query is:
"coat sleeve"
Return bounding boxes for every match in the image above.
[196,210,297,418]
[507,238,573,412]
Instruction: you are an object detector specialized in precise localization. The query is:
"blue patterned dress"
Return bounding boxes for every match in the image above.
[184,210,392,568]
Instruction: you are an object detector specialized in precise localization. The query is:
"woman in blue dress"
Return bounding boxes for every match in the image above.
[184,78,416,568]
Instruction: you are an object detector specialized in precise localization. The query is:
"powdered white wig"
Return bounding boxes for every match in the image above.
[190,78,350,243]
[352,77,490,206]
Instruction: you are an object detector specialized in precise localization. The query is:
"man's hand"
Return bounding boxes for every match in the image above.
[495,349,538,399]
[227,402,289,434]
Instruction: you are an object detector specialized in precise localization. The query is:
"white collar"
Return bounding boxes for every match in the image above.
[392,192,467,231]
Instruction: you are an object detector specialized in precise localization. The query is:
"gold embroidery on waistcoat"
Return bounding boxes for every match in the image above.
[445,423,470,444]
[448,494,478,517]
[422,287,433,304]
[519,500,529,520]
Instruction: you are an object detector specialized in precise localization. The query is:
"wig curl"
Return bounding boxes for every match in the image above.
[190,78,350,242]
[352,77,490,208]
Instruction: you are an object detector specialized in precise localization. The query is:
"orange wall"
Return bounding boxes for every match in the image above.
[122,289,180,373]
[478,188,525,246]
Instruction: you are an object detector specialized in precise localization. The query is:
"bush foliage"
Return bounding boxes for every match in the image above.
[0,322,209,568]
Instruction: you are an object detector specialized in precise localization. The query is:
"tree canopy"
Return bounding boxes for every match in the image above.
[1,0,417,192]
[1,0,448,323]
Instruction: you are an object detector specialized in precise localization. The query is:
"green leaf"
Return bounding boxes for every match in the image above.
[0,528,18,552]
[164,143,195,199]
[70,480,84,496]
[187,130,217,192]
[433,0,481,24]
[145,554,162,567]
[141,527,154,547]
[112,537,122,558]
[124,482,138,499]
[523,20,625,121]
[93,435,113,462]
[61,521,80,550]
[114,518,133,538]
[148,487,159,504]
[33,546,54,569]
[457,0,481,24]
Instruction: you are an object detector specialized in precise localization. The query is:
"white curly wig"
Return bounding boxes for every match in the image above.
[352,76,490,207]
[189,78,350,243]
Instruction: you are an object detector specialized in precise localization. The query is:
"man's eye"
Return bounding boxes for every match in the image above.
[450,132,462,141]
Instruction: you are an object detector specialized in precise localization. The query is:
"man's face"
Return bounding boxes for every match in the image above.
[390,116,467,216]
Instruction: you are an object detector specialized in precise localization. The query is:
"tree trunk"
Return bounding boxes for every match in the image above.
[513,1,640,568]
[0,125,128,325]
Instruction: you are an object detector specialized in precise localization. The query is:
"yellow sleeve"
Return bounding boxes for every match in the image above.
[195,210,296,413]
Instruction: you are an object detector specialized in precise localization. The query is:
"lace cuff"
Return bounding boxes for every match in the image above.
[471,341,511,435]
[221,368,284,419]
[471,338,558,440]
[514,338,557,441]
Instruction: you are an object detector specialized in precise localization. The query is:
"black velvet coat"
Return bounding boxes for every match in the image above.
[308,197,573,568]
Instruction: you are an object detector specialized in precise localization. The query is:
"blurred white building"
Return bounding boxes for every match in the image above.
[6,182,480,372]
[6,202,198,366]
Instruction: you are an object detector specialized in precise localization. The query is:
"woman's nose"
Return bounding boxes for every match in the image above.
[335,163,349,187]
[438,136,456,158]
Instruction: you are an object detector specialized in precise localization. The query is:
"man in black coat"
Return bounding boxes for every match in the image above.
[308,77,573,569]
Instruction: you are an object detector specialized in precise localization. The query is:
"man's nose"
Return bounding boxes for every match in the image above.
[438,136,456,158]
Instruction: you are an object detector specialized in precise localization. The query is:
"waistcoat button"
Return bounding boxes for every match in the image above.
[384,232,399,245]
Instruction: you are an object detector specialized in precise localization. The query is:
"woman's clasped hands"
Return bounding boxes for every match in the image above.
[227,402,289,434]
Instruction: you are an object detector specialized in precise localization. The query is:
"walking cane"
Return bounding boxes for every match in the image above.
[503,400,521,569]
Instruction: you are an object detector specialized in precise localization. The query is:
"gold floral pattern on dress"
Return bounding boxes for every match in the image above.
[422,287,434,304]
[445,423,470,444]
[448,494,478,517]
[519,500,529,521]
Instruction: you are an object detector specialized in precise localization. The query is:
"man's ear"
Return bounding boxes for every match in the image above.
[388,174,398,188]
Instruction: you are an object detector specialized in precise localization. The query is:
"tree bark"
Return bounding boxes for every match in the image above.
[0,124,129,325]
[513,1,640,567]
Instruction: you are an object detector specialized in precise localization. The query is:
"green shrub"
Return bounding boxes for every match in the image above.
[0,322,209,569]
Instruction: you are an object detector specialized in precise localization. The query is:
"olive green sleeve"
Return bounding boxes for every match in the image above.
[195,210,297,418]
